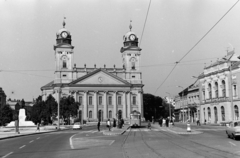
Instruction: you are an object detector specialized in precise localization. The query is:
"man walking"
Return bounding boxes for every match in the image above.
[36,123,40,132]
[107,119,111,131]
[97,120,100,131]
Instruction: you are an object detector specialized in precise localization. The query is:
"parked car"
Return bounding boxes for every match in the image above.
[73,122,82,130]
[226,121,240,140]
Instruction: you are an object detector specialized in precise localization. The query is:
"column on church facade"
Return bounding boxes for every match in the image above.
[123,92,127,119]
[94,91,98,120]
[127,92,131,117]
[113,92,117,119]
[138,91,142,116]
[83,91,87,120]
[103,91,107,120]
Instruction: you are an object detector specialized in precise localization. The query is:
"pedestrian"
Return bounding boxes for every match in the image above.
[162,118,166,127]
[36,123,40,132]
[107,119,111,131]
[166,117,169,127]
[97,120,100,131]
[147,120,151,129]
[113,118,116,128]
[159,117,163,127]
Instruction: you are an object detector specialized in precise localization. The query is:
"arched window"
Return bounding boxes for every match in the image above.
[109,110,112,118]
[234,105,239,120]
[89,111,92,118]
[208,83,212,99]
[132,62,135,70]
[98,110,103,121]
[207,107,211,122]
[132,96,136,105]
[221,106,225,121]
[214,107,218,123]
[63,60,67,68]
[215,82,218,98]
[222,80,226,97]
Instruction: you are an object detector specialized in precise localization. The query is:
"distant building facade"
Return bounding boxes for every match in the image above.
[41,21,144,122]
[198,51,240,124]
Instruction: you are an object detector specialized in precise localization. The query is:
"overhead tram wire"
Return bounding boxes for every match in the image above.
[139,0,152,47]
[154,0,240,94]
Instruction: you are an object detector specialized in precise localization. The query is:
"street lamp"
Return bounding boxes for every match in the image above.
[166,92,172,120]
[177,86,184,122]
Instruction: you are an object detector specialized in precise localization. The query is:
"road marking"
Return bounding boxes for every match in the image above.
[19,145,26,149]
[29,140,34,143]
[229,141,236,146]
[109,140,115,145]
[69,133,78,149]
[2,152,13,158]
[37,137,40,139]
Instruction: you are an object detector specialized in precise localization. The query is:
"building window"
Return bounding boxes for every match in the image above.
[99,96,102,105]
[214,107,218,123]
[109,96,112,105]
[109,110,112,118]
[221,106,225,121]
[89,111,92,118]
[233,85,237,97]
[222,80,226,97]
[234,105,239,120]
[202,91,205,100]
[63,60,67,68]
[118,96,122,105]
[207,107,211,122]
[89,96,93,105]
[79,96,82,105]
[215,82,218,98]
[131,62,135,70]
[208,83,212,99]
[133,96,136,105]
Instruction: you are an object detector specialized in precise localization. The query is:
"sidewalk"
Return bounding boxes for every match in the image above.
[152,124,202,135]
[103,125,130,136]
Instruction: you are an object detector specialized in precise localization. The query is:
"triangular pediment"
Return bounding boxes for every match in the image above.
[69,69,131,86]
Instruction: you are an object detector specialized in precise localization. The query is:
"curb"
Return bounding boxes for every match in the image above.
[0,128,70,140]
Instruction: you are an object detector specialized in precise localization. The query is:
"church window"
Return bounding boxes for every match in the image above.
[118,96,122,105]
[132,62,135,70]
[79,96,82,105]
[89,96,93,105]
[109,96,112,105]
[63,60,67,68]
[109,111,112,118]
[133,96,136,105]
[99,96,102,105]
[89,111,92,118]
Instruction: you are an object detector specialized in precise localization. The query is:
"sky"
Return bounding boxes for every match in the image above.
[1,0,240,101]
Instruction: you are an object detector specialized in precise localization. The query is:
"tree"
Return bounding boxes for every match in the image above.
[60,96,79,125]
[42,95,58,124]
[31,96,45,124]
[0,105,13,126]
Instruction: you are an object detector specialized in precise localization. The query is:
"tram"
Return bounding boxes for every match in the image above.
[130,110,141,127]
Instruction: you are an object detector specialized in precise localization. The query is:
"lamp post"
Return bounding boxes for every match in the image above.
[166,92,172,120]
[177,86,184,122]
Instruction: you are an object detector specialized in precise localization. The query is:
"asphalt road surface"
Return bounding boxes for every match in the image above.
[1,123,240,158]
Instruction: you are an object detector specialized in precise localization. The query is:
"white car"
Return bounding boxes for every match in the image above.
[226,121,240,140]
[73,122,82,130]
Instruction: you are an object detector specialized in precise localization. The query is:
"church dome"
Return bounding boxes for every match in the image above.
[55,18,72,45]
[123,31,138,42]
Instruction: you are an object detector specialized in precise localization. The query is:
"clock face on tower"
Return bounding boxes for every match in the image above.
[61,31,68,38]
[129,34,135,41]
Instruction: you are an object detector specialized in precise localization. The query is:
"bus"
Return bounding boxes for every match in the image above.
[130,110,141,127]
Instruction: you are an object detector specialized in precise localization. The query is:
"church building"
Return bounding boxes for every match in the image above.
[41,20,144,122]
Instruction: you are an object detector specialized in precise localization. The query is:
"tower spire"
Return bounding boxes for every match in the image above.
[63,17,66,28]
[129,20,132,31]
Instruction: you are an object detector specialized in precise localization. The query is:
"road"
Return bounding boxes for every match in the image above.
[1,123,240,158]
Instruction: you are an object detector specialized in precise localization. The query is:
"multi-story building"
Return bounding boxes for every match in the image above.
[198,50,240,124]
[0,87,6,109]
[41,20,144,122]
[174,88,188,122]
